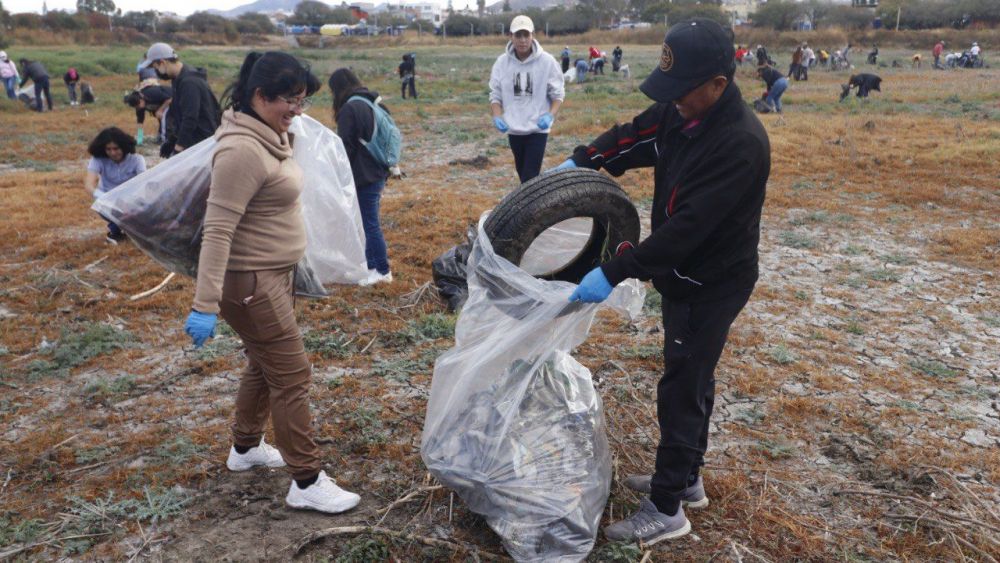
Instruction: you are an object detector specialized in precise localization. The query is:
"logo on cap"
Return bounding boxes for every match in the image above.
[659,43,674,72]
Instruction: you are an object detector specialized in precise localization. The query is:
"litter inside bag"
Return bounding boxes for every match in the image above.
[422,215,644,562]
[91,115,375,296]
[431,217,597,313]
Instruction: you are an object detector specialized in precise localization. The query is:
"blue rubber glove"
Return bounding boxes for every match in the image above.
[569,267,615,303]
[493,116,509,133]
[184,311,217,348]
[555,158,577,171]
[537,112,554,130]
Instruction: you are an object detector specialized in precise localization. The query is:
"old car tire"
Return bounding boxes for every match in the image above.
[484,168,641,283]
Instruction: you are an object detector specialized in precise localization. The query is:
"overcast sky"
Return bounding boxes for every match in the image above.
[6,0,465,16]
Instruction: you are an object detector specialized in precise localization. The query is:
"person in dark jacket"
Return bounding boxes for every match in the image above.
[328,68,400,284]
[840,73,882,101]
[124,84,173,146]
[64,68,80,105]
[612,45,623,71]
[18,59,52,112]
[755,44,769,66]
[138,42,220,157]
[398,54,417,99]
[551,18,769,546]
[757,64,788,113]
[560,46,571,73]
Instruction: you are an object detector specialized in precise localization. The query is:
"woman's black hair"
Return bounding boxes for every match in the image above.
[87,127,137,158]
[221,51,321,113]
[123,91,142,108]
[328,68,364,118]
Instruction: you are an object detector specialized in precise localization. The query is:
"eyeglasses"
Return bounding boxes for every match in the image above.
[279,96,312,111]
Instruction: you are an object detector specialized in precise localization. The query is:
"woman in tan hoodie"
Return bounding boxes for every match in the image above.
[183,51,360,514]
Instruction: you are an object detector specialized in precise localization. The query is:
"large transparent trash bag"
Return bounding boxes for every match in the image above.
[421,215,644,563]
[91,115,375,296]
[289,114,373,285]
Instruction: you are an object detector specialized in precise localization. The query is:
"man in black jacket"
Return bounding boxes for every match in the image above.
[555,18,770,545]
[138,43,220,157]
[18,59,52,112]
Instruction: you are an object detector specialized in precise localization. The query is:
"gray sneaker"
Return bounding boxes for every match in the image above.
[604,498,691,545]
[621,475,710,509]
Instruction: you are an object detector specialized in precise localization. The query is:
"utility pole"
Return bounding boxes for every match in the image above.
[895,6,901,31]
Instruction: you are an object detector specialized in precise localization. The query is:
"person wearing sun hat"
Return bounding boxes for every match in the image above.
[550,18,771,545]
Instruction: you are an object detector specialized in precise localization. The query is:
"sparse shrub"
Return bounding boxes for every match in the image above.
[83,375,137,400]
[304,329,355,359]
[74,445,120,465]
[643,289,662,314]
[372,357,425,382]
[734,406,766,425]
[779,231,817,250]
[769,344,798,365]
[755,439,798,459]
[842,244,864,256]
[866,268,901,283]
[347,405,388,446]
[589,540,643,562]
[621,345,660,360]
[406,313,456,342]
[335,535,391,563]
[30,323,135,378]
[844,319,865,335]
[154,436,206,465]
[909,358,958,379]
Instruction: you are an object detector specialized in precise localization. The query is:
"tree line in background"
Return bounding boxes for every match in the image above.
[755,0,1000,30]
[1,0,999,42]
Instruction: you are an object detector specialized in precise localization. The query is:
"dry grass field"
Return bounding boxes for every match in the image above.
[1,39,999,561]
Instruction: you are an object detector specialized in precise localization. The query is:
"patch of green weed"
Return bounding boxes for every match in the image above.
[30,323,135,379]
[909,358,958,379]
[335,535,391,563]
[779,231,817,250]
[769,344,798,365]
[304,329,355,359]
[589,540,643,562]
[83,375,137,400]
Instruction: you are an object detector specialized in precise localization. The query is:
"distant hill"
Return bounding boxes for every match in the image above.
[206,0,304,18]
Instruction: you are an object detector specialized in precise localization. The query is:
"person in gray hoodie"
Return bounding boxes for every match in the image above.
[489,15,565,184]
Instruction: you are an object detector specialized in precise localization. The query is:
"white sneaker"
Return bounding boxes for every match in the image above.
[359,271,393,286]
[285,470,360,514]
[226,440,286,471]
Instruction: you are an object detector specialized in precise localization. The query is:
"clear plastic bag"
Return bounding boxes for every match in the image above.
[91,115,375,295]
[289,114,373,285]
[421,215,644,563]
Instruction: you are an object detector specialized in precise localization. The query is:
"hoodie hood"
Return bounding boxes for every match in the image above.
[505,39,545,64]
[178,65,209,81]
[215,109,293,161]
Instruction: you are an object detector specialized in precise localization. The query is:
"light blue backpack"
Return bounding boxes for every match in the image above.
[347,95,402,168]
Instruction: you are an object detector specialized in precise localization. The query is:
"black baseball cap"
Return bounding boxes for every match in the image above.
[640,18,736,103]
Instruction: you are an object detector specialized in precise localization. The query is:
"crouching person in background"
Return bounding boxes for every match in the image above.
[183,51,361,514]
[84,127,146,244]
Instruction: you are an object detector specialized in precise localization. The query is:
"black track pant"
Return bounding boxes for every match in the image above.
[650,288,753,515]
[508,132,547,184]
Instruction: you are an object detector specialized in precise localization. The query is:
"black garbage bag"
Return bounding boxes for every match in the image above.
[432,224,477,312]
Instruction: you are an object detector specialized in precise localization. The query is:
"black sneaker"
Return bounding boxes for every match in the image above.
[106,232,126,245]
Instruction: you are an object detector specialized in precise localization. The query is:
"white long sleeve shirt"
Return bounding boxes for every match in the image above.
[489,40,565,135]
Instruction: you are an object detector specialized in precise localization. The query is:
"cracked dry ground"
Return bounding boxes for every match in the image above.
[2,49,1000,561]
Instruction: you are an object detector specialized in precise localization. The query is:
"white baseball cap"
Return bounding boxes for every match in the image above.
[510,15,534,34]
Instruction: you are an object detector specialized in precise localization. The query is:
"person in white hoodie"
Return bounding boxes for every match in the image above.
[489,15,565,184]
[0,51,19,100]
